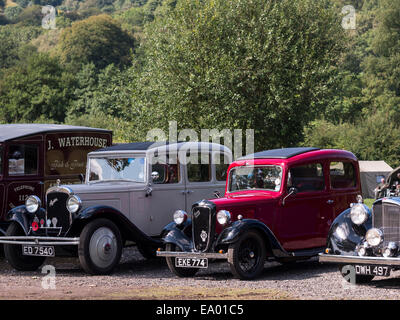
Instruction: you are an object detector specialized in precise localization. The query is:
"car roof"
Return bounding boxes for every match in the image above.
[0,124,111,142]
[239,147,320,160]
[91,141,232,155]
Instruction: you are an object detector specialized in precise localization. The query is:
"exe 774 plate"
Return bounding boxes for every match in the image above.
[175,257,208,268]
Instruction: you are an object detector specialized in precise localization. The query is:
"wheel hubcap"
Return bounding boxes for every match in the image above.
[89,227,117,268]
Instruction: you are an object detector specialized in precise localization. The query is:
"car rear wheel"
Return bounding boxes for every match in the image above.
[228,231,267,280]
[339,265,374,284]
[165,243,198,277]
[78,219,122,275]
[4,222,45,271]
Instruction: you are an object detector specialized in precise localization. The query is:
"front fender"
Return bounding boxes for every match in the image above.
[327,206,372,256]
[160,220,193,252]
[5,206,44,235]
[216,219,290,258]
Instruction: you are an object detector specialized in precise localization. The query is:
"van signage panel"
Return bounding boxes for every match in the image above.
[45,132,112,176]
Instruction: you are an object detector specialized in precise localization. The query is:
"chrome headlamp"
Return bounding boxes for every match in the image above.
[173,210,188,225]
[350,203,368,225]
[366,228,383,247]
[66,195,82,214]
[217,210,231,225]
[25,195,41,213]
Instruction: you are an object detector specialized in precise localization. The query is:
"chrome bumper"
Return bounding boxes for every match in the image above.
[319,253,400,266]
[0,236,80,246]
[157,250,229,260]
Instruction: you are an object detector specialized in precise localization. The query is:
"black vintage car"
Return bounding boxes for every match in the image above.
[319,195,400,284]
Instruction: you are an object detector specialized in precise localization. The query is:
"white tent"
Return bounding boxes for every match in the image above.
[359,161,393,198]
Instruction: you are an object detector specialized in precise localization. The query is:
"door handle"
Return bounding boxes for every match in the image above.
[186,190,194,194]
[327,200,334,204]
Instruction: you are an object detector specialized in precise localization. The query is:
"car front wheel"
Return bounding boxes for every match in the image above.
[4,222,45,271]
[78,218,122,275]
[228,231,267,280]
[165,243,198,277]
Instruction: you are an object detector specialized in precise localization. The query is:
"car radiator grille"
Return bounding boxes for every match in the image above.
[192,205,213,252]
[373,202,400,244]
[46,192,71,236]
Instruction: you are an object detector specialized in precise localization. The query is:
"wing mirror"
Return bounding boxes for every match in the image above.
[282,187,298,206]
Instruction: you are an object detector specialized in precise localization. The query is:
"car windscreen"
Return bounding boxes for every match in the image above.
[229,165,282,192]
[88,157,146,183]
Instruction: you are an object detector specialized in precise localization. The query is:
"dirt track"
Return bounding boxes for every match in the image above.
[1,247,400,300]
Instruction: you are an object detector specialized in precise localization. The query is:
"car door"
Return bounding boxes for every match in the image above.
[147,153,186,236]
[278,162,332,251]
[328,160,359,221]
[184,151,229,210]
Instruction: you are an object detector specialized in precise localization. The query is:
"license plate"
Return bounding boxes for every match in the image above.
[355,265,391,277]
[175,257,208,269]
[22,245,55,257]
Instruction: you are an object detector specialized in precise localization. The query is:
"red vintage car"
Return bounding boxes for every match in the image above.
[0,124,112,236]
[157,147,362,280]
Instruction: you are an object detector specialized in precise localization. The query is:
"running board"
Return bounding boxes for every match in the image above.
[290,247,325,257]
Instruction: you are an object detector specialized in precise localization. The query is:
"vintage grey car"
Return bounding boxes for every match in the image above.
[0,142,232,274]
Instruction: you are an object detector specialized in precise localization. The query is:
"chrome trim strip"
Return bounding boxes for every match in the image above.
[156,251,228,259]
[319,253,400,266]
[0,236,79,246]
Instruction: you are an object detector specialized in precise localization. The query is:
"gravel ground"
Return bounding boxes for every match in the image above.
[1,247,400,300]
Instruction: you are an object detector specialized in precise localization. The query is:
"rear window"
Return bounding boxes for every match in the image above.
[330,162,356,189]
[187,153,211,183]
[287,163,325,192]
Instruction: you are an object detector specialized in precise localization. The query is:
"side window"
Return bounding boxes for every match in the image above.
[187,153,211,183]
[330,162,356,189]
[151,155,180,184]
[215,153,230,182]
[288,163,325,192]
[8,144,38,176]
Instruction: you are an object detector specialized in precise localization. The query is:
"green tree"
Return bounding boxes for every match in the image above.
[136,0,345,150]
[0,25,42,71]
[0,53,75,123]
[362,0,400,121]
[57,14,135,70]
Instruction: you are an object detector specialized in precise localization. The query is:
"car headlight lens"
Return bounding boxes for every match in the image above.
[25,195,41,213]
[173,210,187,225]
[366,228,383,247]
[217,210,231,225]
[66,195,81,214]
[350,204,368,225]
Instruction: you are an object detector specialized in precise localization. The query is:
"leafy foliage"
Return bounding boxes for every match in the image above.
[0,53,75,123]
[138,0,345,151]
[57,14,135,70]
